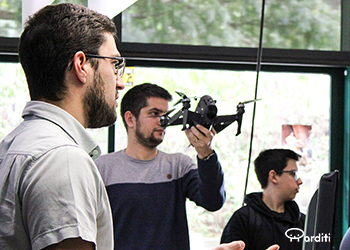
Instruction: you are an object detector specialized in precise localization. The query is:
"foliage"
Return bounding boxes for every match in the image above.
[113,67,330,239]
[123,0,340,50]
[0,0,21,37]
[0,66,331,240]
[0,0,335,243]
[0,0,87,37]
[0,63,28,138]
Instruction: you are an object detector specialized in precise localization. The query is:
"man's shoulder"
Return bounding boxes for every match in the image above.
[1,119,78,159]
[233,205,255,217]
[158,150,192,160]
[96,150,123,159]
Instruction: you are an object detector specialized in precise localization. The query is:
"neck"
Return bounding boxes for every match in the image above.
[125,140,158,160]
[262,189,285,213]
[40,97,86,127]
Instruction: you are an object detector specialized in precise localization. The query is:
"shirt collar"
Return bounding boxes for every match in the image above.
[22,101,101,160]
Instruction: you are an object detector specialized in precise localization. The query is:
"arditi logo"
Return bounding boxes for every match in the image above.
[285,228,331,243]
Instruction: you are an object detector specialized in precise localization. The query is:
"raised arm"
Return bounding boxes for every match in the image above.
[184,124,225,211]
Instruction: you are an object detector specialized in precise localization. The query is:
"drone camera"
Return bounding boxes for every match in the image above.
[207,105,217,119]
[195,95,218,120]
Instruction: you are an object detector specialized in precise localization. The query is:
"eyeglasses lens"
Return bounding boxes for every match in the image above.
[293,171,299,181]
[115,60,125,77]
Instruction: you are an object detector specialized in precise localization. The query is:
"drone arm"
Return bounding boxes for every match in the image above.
[163,109,191,130]
[235,104,245,136]
[235,115,243,136]
[167,117,184,126]
[212,115,238,134]
[166,110,184,127]
[181,109,189,130]
[212,103,245,135]
[164,111,203,130]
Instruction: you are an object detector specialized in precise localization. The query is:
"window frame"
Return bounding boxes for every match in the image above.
[0,4,349,247]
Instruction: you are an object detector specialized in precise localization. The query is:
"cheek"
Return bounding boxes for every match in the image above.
[146,122,158,133]
[101,66,117,87]
[289,182,299,190]
[104,78,117,98]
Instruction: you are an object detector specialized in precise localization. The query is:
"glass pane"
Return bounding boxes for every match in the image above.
[0,62,28,137]
[0,62,108,154]
[122,0,340,50]
[0,0,22,37]
[1,61,331,246]
[86,127,109,155]
[0,0,87,38]
[113,66,330,247]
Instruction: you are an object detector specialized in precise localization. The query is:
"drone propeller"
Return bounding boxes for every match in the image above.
[173,91,200,106]
[175,91,187,98]
[240,98,262,104]
[164,108,176,116]
[174,99,183,106]
[174,91,188,106]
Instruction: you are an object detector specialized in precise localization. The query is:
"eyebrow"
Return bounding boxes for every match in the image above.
[147,107,167,113]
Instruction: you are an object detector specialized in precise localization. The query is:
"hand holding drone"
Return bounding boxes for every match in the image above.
[159,91,260,136]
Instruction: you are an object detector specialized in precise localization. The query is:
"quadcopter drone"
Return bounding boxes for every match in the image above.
[159,91,259,136]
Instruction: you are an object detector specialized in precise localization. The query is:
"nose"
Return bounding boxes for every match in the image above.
[117,75,125,90]
[297,178,303,185]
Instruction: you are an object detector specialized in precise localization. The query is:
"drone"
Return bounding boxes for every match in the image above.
[159,91,260,136]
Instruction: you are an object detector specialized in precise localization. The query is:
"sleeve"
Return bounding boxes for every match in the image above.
[19,145,111,250]
[300,212,306,228]
[220,207,250,247]
[184,151,225,211]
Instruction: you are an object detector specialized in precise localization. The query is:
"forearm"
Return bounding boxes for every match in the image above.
[196,151,225,210]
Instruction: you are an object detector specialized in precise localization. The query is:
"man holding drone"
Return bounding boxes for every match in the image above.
[95,82,225,249]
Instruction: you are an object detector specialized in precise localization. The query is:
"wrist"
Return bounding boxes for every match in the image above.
[198,151,215,161]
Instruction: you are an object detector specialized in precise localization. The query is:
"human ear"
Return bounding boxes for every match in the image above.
[124,111,136,128]
[71,51,89,83]
[269,170,278,184]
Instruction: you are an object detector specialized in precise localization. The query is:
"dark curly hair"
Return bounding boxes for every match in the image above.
[19,3,117,101]
[254,149,300,189]
[121,83,173,131]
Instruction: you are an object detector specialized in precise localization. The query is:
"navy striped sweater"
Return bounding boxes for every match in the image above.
[95,150,225,250]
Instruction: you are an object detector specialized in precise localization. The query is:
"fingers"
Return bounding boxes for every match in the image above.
[185,125,213,146]
[210,126,217,135]
[190,124,213,141]
[193,124,212,138]
[185,125,215,158]
[266,244,280,250]
[211,240,245,250]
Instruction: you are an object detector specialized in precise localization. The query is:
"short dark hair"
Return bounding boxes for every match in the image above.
[19,3,117,101]
[254,149,300,189]
[120,83,173,130]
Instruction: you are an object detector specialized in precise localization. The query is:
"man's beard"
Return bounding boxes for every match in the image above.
[84,71,117,129]
[135,119,163,148]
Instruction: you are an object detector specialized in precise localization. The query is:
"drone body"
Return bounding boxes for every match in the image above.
[159,92,254,136]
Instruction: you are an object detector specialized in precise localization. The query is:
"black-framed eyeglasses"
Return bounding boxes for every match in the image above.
[85,54,126,77]
[276,170,300,181]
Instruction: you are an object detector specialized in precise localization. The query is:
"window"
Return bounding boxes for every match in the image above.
[112,66,330,247]
[0,62,28,138]
[0,62,109,154]
[122,0,340,50]
[0,0,344,247]
[0,0,87,38]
